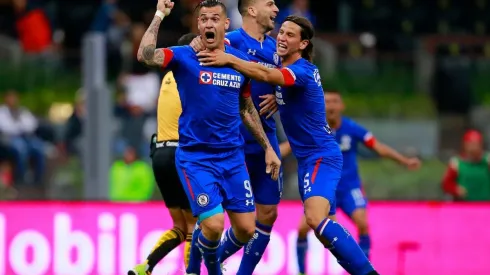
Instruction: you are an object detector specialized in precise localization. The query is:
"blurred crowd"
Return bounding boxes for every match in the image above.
[0,0,488,200]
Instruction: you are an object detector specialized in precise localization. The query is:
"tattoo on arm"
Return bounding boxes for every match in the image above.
[137,16,164,67]
[239,95,271,150]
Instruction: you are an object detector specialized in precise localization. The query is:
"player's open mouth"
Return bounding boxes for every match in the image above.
[270,16,276,23]
[278,43,287,50]
[204,31,215,42]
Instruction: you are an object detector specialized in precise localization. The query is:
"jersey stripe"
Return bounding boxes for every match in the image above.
[241,81,251,97]
[279,68,296,86]
[162,48,174,69]
[363,132,376,148]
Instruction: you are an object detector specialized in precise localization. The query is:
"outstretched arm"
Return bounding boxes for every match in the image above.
[371,141,420,169]
[137,0,174,68]
[198,51,295,86]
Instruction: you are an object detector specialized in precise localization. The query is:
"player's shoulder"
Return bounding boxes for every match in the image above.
[162,71,175,83]
[168,45,194,56]
[224,29,243,44]
[343,116,366,130]
[264,34,276,46]
[226,45,249,60]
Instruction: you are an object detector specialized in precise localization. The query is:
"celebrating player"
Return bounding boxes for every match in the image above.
[189,0,282,273]
[282,90,421,275]
[137,1,281,275]
[128,33,199,275]
[198,16,379,275]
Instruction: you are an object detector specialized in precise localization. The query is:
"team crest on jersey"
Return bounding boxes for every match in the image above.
[273,52,279,65]
[197,193,209,207]
[340,135,352,151]
[199,71,213,84]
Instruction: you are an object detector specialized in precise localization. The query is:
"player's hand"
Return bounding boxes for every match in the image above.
[404,157,421,170]
[265,147,281,181]
[157,0,174,16]
[197,50,230,66]
[456,185,467,198]
[190,36,205,52]
[259,94,278,119]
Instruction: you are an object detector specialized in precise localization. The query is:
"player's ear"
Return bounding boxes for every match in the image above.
[299,39,309,51]
[247,6,257,17]
[224,17,230,31]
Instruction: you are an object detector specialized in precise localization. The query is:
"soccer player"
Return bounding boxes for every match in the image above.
[137,1,281,275]
[128,33,199,275]
[189,0,282,273]
[198,15,379,275]
[283,90,421,275]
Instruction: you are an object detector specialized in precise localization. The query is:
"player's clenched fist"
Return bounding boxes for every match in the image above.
[265,147,281,181]
[157,0,174,16]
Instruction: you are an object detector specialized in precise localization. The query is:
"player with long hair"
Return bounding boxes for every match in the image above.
[198,15,379,275]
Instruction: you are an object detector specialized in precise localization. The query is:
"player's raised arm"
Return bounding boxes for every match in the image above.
[239,82,281,180]
[137,0,174,68]
[198,50,291,86]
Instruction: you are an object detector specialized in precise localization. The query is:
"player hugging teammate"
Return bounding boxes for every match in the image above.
[130,0,421,274]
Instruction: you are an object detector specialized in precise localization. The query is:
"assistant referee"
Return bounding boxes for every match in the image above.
[129,33,198,275]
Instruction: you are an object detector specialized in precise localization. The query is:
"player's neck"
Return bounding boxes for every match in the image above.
[208,41,226,51]
[281,53,302,67]
[242,18,266,42]
[328,118,342,129]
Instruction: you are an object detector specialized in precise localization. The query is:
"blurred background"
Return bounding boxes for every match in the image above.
[0,0,489,202]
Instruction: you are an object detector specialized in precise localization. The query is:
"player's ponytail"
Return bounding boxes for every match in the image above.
[284,15,315,62]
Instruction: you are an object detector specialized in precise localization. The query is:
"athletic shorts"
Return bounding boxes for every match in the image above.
[297,152,343,216]
[245,136,282,205]
[175,146,255,217]
[150,136,190,209]
[336,183,368,217]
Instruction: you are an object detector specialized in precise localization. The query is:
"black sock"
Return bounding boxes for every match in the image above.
[146,228,185,271]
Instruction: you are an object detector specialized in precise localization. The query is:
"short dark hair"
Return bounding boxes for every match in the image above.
[178,33,198,46]
[238,0,254,15]
[194,0,227,15]
[283,15,315,62]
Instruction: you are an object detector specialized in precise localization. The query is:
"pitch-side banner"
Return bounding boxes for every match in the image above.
[0,202,489,275]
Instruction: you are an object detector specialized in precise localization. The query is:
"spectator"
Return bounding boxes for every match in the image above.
[116,23,159,157]
[276,0,315,29]
[442,129,490,201]
[60,91,85,157]
[109,146,154,201]
[0,90,45,184]
[14,0,52,54]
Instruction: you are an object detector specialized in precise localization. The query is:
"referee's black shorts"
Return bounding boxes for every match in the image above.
[150,135,190,210]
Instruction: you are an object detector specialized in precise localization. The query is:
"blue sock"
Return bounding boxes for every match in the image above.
[296,236,308,274]
[359,234,371,259]
[186,223,203,274]
[218,227,246,263]
[316,219,374,274]
[237,221,273,275]
[197,232,222,275]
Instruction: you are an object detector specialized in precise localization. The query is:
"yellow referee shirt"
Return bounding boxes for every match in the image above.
[157,71,181,141]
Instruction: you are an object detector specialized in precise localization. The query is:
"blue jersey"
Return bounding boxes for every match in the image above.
[334,117,375,190]
[162,45,251,150]
[275,58,337,159]
[225,28,280,154]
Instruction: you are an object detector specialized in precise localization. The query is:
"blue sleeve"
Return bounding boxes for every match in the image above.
[281,64,308,87]
[224,31,241,48]
[162,46,190,69]
[350,121,373,144]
